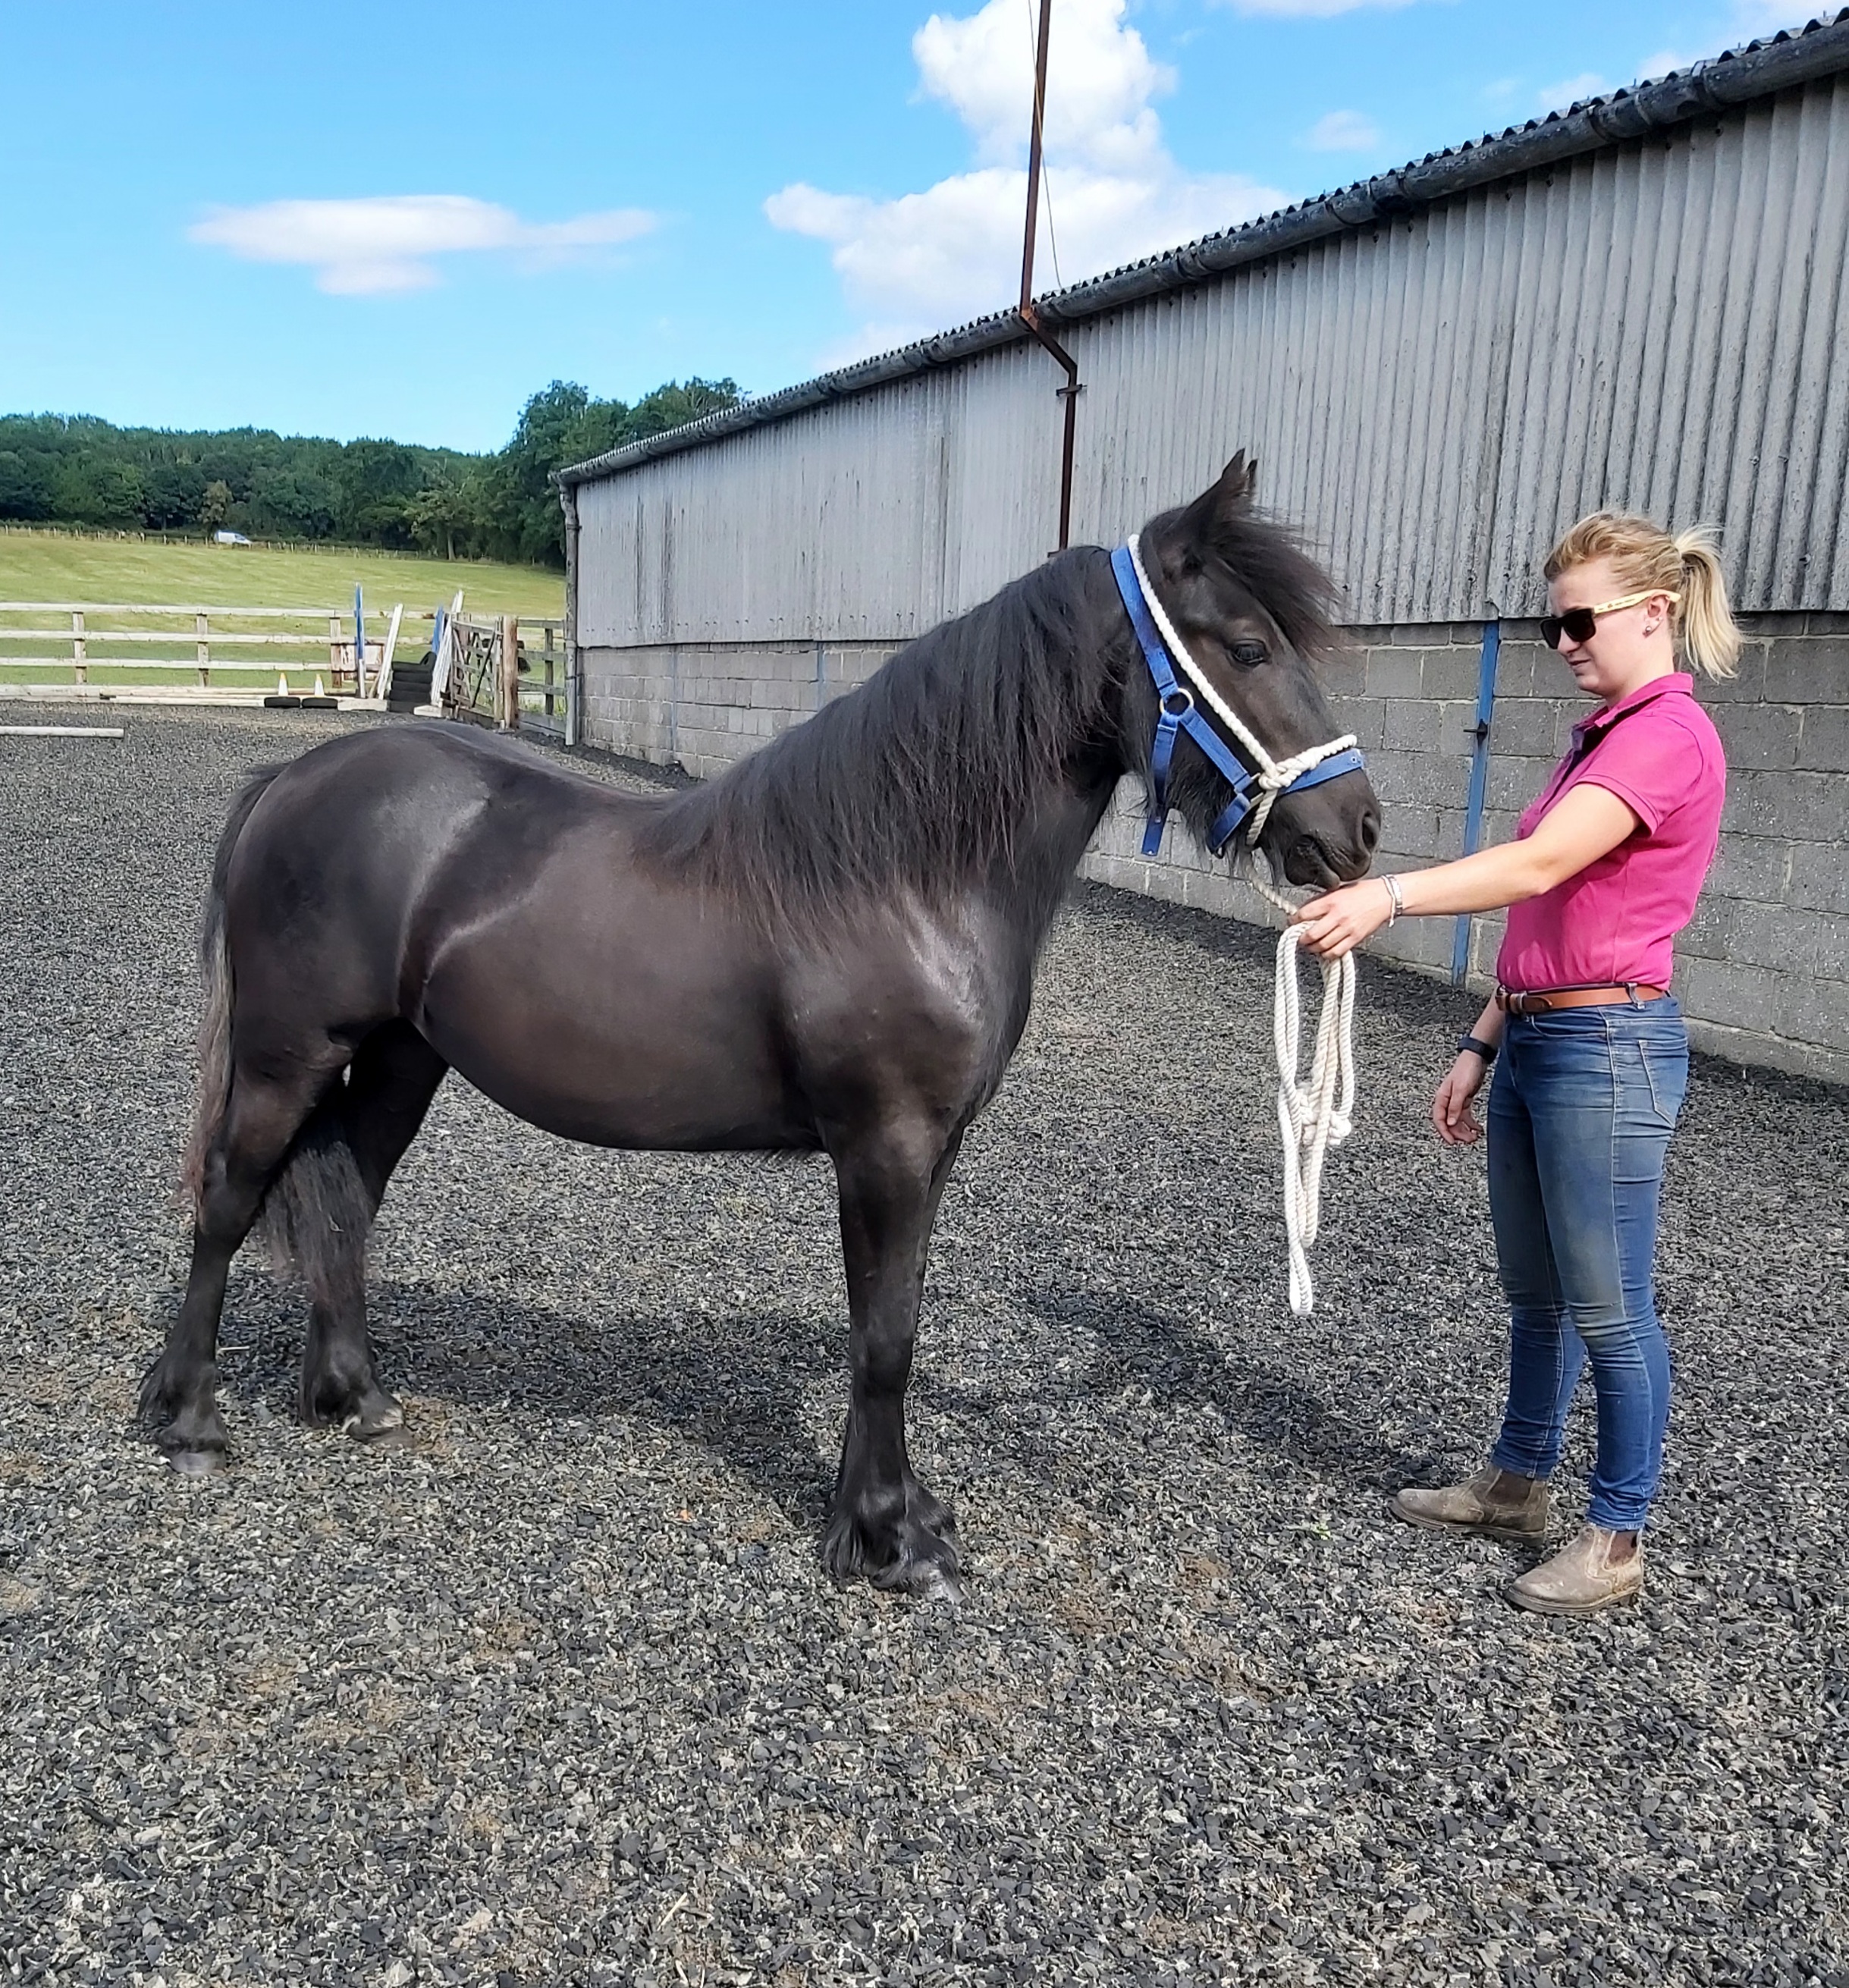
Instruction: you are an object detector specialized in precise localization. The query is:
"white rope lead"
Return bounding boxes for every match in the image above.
[1122,533,1361,1314]
[1272,924,1356,1316]
[1232,853,1356,1316]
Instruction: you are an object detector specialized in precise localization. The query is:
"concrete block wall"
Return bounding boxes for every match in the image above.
[581,640,899,779]
[581,614,1849,1084]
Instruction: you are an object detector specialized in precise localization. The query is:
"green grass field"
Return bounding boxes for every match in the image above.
[0,530,565,687]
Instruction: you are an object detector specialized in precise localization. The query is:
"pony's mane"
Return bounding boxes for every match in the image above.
[633,504,1339,928]
[633,548,1119,927]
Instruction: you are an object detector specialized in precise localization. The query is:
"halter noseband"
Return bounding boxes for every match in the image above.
[1111,536,1364,859]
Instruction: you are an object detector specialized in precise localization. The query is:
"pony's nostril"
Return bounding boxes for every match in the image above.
[1359,806,1381,854]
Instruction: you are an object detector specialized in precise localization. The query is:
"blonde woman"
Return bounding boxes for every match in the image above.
[1292,513,1740,1616]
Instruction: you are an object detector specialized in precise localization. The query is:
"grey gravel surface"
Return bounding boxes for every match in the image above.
[1,706,1844,1988]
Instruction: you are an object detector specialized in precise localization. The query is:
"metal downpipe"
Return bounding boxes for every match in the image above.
[1452,618,1501,985]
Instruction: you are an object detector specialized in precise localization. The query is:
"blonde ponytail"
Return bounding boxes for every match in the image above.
[1545,511,1742,680]
[1670,526,1742,680]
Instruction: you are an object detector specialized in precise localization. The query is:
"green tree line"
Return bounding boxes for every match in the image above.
[0,377,739,569]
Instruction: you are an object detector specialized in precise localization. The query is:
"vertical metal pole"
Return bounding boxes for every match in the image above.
[1016,0,1079,552]
[1019,0,1053,318]
[1451,619,1501,986]
[430,607,450,707]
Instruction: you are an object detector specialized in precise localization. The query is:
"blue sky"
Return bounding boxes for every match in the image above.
[0,0,1822,452]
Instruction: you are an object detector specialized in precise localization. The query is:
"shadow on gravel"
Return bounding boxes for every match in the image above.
[1024,1284,1426,1490]
[372,1282,837,1522]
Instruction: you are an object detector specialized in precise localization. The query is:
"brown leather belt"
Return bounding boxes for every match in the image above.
[1496,982,1667,1016]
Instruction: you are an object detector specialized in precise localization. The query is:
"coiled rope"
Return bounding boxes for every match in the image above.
[1254,866,1356,1317]
[1123,533,1358,1317]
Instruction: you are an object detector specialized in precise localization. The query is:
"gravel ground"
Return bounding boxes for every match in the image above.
[1,706,1844,1988]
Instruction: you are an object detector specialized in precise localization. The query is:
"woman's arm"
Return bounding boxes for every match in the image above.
[1291,782,1640,959]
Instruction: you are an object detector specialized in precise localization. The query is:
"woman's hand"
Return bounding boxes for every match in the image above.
[1290,878,1394,959]
[1432,1052,1489,1145]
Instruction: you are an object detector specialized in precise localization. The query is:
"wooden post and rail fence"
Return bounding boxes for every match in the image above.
[0,599,577,740]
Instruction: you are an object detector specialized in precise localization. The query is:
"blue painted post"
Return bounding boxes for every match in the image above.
[1451,619,1501,986]
[353,585,366,695]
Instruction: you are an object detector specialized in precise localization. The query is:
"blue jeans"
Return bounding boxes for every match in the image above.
[1486,998,1687,1531]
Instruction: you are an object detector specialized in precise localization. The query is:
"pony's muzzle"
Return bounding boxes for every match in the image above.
[1270,772,1380,886]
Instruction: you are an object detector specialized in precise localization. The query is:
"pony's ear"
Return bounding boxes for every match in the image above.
[1179,451,1259,548]
[1214,451,1258,509]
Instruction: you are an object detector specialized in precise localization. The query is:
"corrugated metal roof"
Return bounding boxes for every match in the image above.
[560,8,1849,489]
[570,65,1849,632]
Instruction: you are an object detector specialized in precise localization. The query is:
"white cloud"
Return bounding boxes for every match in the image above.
[1537,72,1608,114]
[1630,5,1818,91]
[1636,46,1702,80]
[1730,0,1826,32]
[1217,0,1419,14]
[766,0,1289,358]
[912,0,1172,170]
[1628,0,1816,86]
[1304,109,1383,151]
[188,194,655,294]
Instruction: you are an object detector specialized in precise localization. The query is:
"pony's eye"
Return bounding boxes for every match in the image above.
[1230,641,1267,666]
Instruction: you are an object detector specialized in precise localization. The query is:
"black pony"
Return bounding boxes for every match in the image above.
[141,455,1380,1597]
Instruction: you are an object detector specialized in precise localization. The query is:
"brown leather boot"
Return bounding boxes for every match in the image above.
[1507,1524,1643,1616]
[1390,1465,1549,1542]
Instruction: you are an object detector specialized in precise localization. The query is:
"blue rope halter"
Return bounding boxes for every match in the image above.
[1110,543,1366,860]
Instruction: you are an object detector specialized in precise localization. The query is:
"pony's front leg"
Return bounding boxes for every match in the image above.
[822,1126,964,1601]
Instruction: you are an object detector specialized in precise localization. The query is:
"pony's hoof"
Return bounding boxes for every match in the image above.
[348,1418,411,1450]
[822,1484,963,1601]
[166,1445,228,1478]
[304,1377,403,1440]
[142,1376,231,1475]
[342,1393,407,1446]
[874,1554,965,1606]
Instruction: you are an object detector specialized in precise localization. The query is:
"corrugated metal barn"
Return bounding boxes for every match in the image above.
[560,14,1849,1081]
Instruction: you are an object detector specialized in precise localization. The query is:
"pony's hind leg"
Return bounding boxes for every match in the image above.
[296,1022,447,1441]
[821,1123,965,1600]
[141,1066,331,1472]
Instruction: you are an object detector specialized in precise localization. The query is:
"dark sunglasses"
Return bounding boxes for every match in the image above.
[1540,588,1674,651]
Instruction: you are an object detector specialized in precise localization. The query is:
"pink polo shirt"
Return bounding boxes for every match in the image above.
[1496,674,1726,993]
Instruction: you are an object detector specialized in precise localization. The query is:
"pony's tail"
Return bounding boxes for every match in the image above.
[258,1099,373,1310]
[182,767,283,1215]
